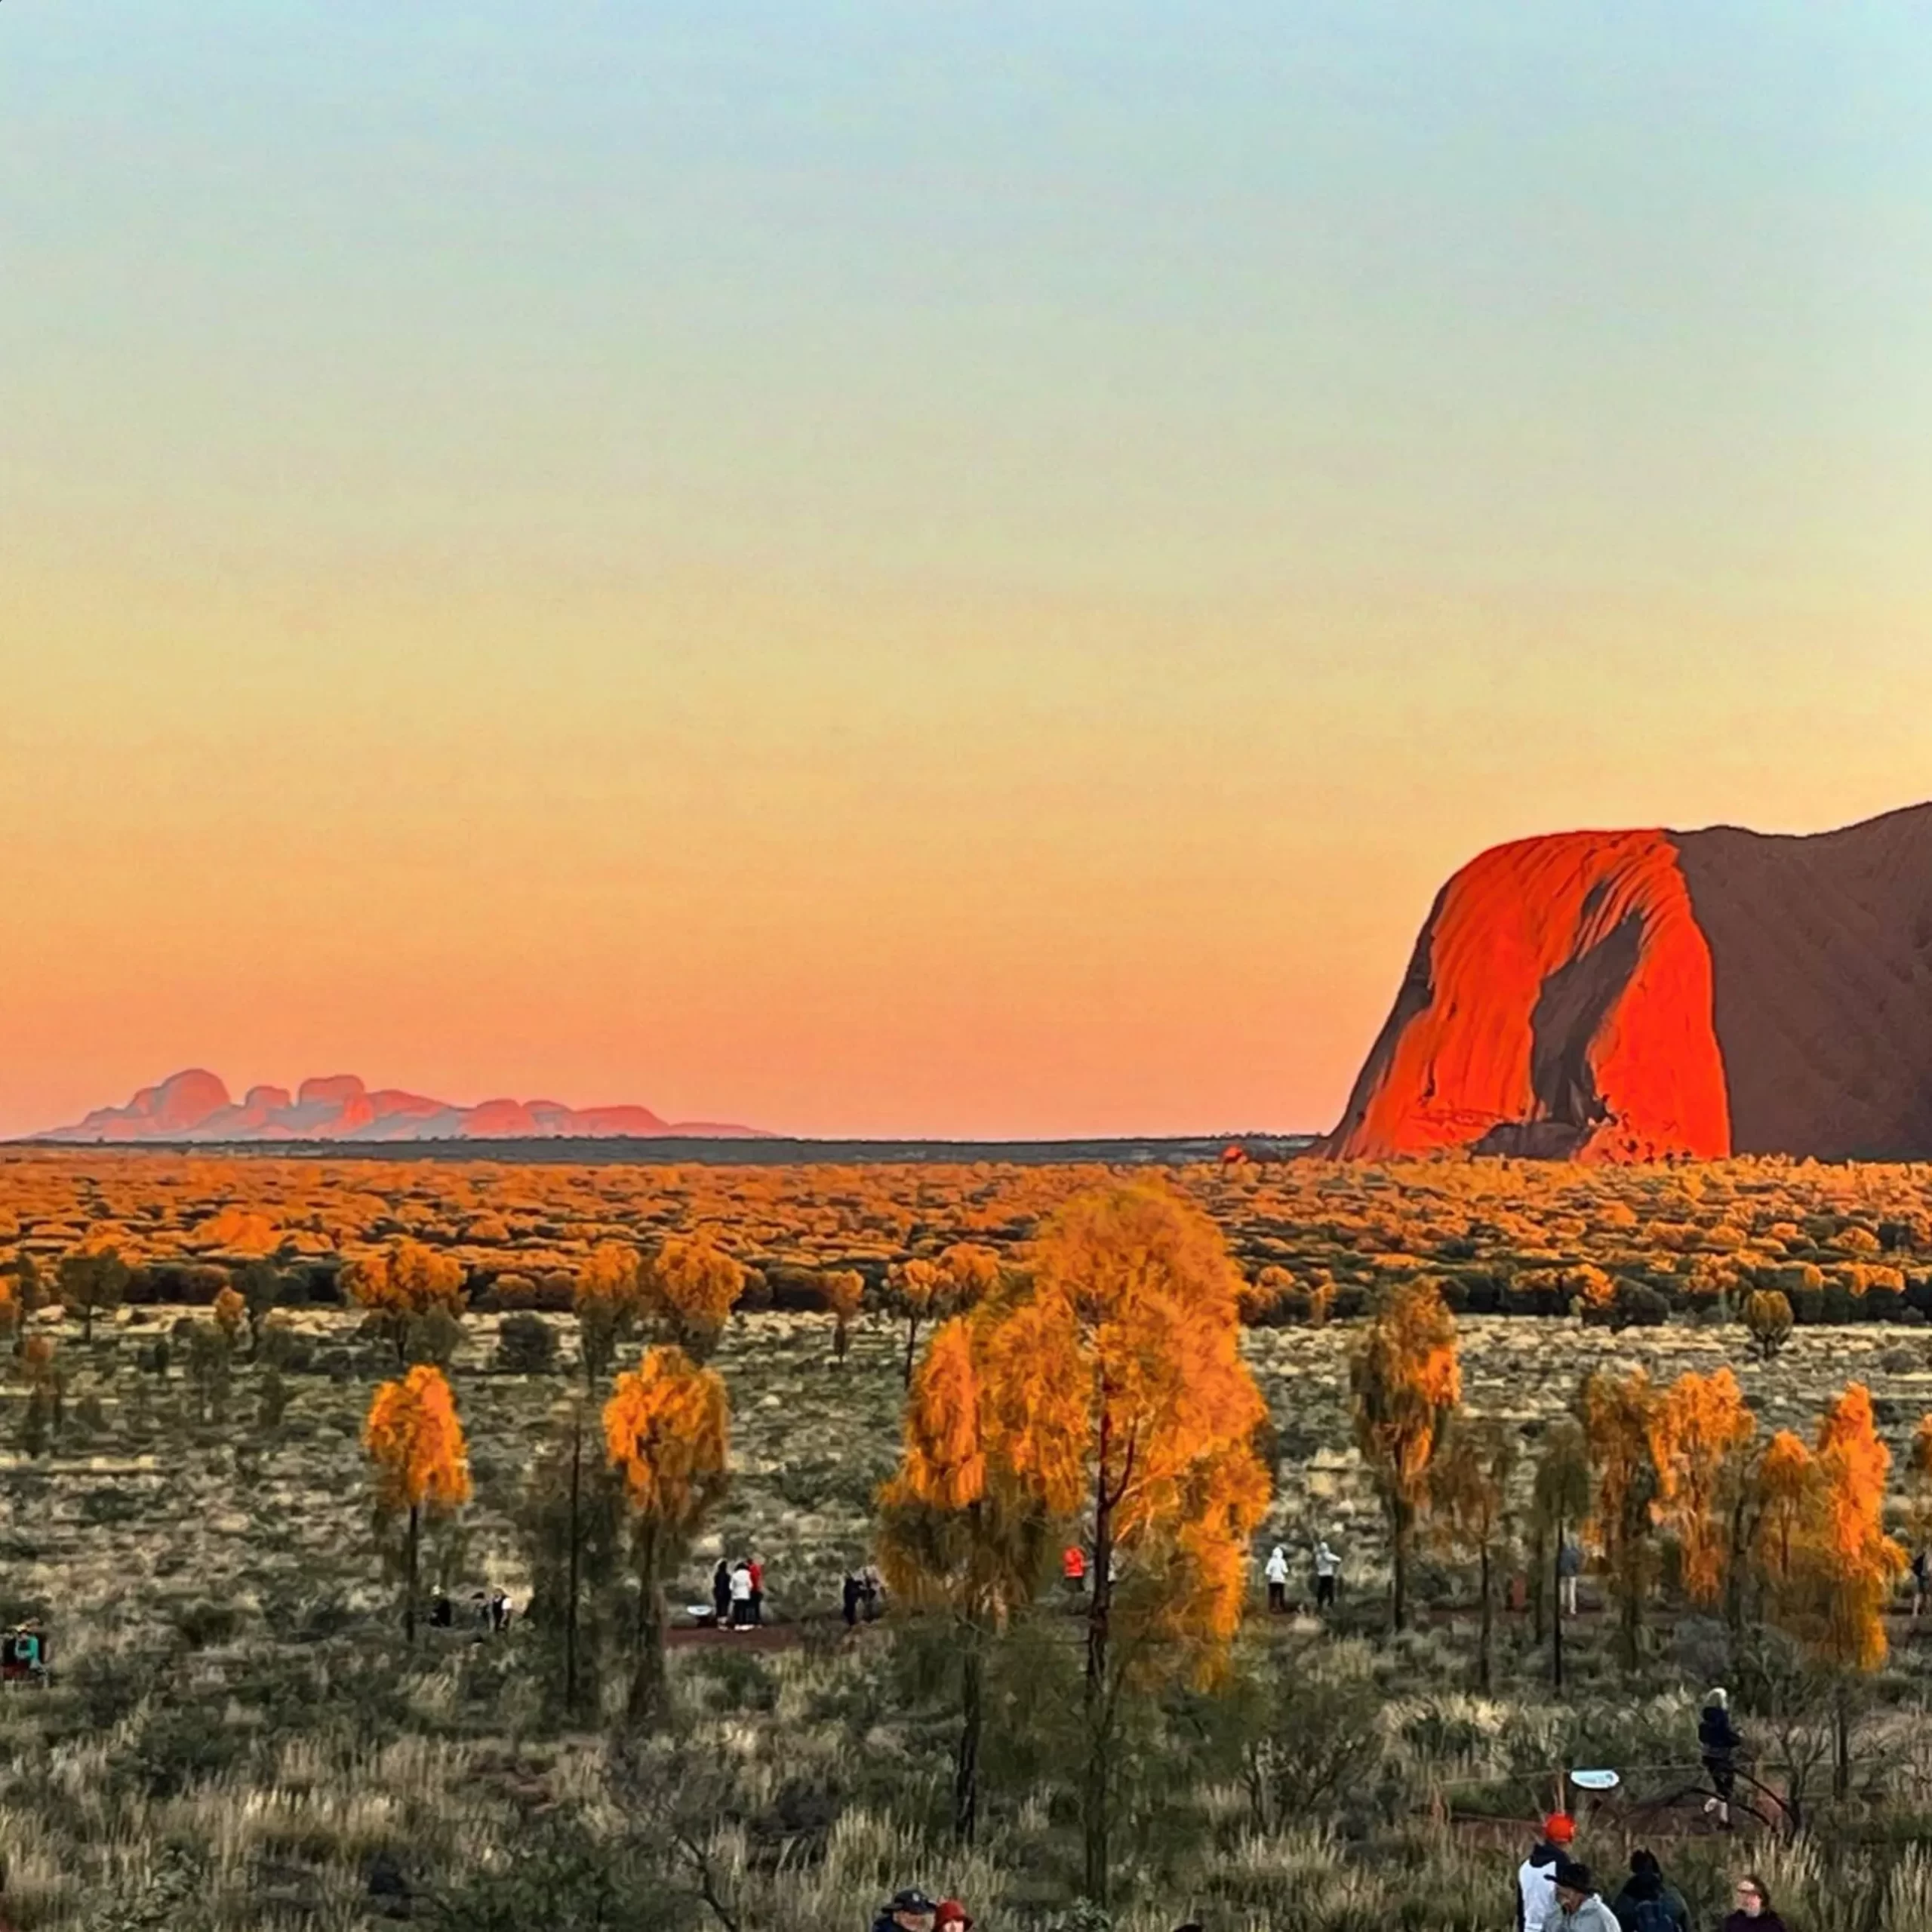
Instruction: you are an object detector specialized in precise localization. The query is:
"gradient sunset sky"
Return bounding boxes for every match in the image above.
[5,4,1930,1140]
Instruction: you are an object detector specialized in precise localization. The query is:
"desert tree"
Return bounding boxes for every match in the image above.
[976,1181,1271,1907]
[1743,1289,1795,1362]
[57,1244,128,1343]
[878,1313,1055,1840]
[1750,1429,1817,1592]
[1582,1369,1662,1672]
[889,1259,943,1386]
[604,1345,731,1727]
[574,1242,645,1386]
[362,1363,472,1644]
[820,1268,866,1361]
[1349,1276,1460,1632]
[1649,1367,1755,1607]
[643,1235,746,1361]
[343,1238,466,1364]
[1531,1416,1592,1690]
[1429,1414,1515,1692]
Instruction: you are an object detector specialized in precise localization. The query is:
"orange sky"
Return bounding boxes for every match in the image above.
[4,7,1930,1138]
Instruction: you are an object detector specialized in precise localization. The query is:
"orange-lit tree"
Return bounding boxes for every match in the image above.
[363,1364,472,1644]
[1429,1414,1516,1691]
[976,1182,1270,1907]
[644,1235,747,1361]
[889,1258,943,1386]
[343,1238,466,1363]
[1749,1429,1817,1591]
[1806,1384,1905,1675]
[604,1345,730,1725]
[878,1314,1054,1840]
[1650,1367,1755,1607]
[1582,1370,1662,1672]
[1349,1277,1460,1632]
[574,1241,645,1385]
[821,1269,866,1361]
[211,1284,248,1349]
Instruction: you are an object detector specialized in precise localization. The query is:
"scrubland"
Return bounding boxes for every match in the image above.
[5,1151,1932,1930]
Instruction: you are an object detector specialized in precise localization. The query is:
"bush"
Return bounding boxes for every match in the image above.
[494,1312,559,1376]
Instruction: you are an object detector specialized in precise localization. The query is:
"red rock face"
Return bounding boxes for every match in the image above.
[1324,829,1731,1162]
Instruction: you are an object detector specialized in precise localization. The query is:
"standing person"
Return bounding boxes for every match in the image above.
[712,1559,732,1629]
[1912,1546,1928,1620]
[934,1901,974,1930]
[489,1587,508,1634]
[729,1560,754,1629]
[748,1555,765,1626]
[861,1564,883,1622]
[1264,1544,1290,1614]
[1558,1536,1583,1617]
[1611,1850,1692,1932]
[1518,1814,1574,1932]
[1548,1860,1620,1932]
[1721,1877,1785,1932]
[1699,1687,1743,1829]
[841,1569,863,1629]
[1062,1543,1088,1601]
[1312,1538,1340,1612]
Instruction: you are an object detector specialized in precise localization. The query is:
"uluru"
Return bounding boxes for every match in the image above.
[34,1071,767,1144]
[1322,801,1932,1163]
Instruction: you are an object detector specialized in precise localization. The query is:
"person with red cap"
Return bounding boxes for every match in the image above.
[1518,1814,1576,1932]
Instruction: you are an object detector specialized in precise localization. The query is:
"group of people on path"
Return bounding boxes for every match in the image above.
[711,1557,766,1629]
[1518,1813,1784,1932]
[842,1565,884,1627]
[1261,1539,1342,1614]
[429,1586,511,1633]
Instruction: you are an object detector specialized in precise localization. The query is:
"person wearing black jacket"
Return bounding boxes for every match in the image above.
[1611,1849,1692,1932]
[1699,1687,1743,1829]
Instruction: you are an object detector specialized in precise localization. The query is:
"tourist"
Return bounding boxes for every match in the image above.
[872,1887,939,1932]
[1548,1860,1620,1932]
[842,1569,863,1628]
[862,1564,884,1621]
[1699,1687,1742,1829]
[1610,1849,1691,1932]
[1264,1543,1290,1614]
[489,1587,509,1633]
[934,1900,974,1930]
[429,1589,453,1629]
[1517,1812,1574,1932]
[1912,1545,1928,1620]
[1558,1536,1583,1617]
[1312,1538,1340,1611]
[749,1555,765,1626]
[1062,1543,1088,1598]
[729,1560,754,1629]
[712,1559,732,1628]
[1720,1875,1786,1932]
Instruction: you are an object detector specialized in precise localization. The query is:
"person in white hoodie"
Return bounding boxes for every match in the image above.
[1263,1545,1290,1614]
[1518,1814,1575,1932]
[1312,1539,1341,1611]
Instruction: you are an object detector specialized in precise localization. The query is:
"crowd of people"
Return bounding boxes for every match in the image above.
[711,1556,767,1628]
[428,1586,511,1633]
[1518,1812,1785,1932]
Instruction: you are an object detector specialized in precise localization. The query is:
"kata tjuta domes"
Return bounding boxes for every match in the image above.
[1321,801,1932,1164]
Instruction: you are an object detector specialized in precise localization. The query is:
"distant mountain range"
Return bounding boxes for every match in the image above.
[33,1069,768,1144]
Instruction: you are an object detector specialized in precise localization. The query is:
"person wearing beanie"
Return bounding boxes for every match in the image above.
[872,1890,938,1932]
[1611,1848,1692,1932]
[934,1903,974,1931]
[1517,1814,1575,1932]
[1549,1860,1620,1932]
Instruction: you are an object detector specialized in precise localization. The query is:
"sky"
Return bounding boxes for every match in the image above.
[3,2,1930,1140]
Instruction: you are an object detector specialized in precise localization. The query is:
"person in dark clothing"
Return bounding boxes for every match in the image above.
[871,1888,937,1932]
[1699,1687,1743,1828]
[1611,1849,1692,1932]
[841,1571,863,1628]
[429,1589,453,1629]
[712,1560,732,1628]
[1721,1874,1786,1932]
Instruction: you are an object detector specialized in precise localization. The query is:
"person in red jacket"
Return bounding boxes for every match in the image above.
[1062,1545,1088,1600]
[748,1557,765,1626]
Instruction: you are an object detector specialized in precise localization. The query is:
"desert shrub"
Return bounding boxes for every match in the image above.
[116,1700,245,1798]
[402,1305,465,1367]
[172,1599,242,1649]
[494,1310,559,1374]
[256,1312,316,1372]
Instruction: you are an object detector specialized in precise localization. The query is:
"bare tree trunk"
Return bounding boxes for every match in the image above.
[903,1315,920,1386]
[629,1522,669,1727]
[1478,1542,1494,1694]
[405,1503,420,1646]
[1552,1514,1566,1694]
[955,1627,983,1842]
[1084,1423,1114,1908]
[565,1407,583,1716]
[1391,1497,1411,1633]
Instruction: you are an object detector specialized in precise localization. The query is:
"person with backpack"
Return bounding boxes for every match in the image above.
[1548,1860,1620,1932]
[1611,1849,1692,1932]
[1699,1687,1743,1829]
[1518,1813,1574,1932]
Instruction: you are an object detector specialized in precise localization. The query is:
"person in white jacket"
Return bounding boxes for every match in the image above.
[1517,1814,1575,1932]
[1547,1860,1620,1932]
[1263,1545,1290,1614]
